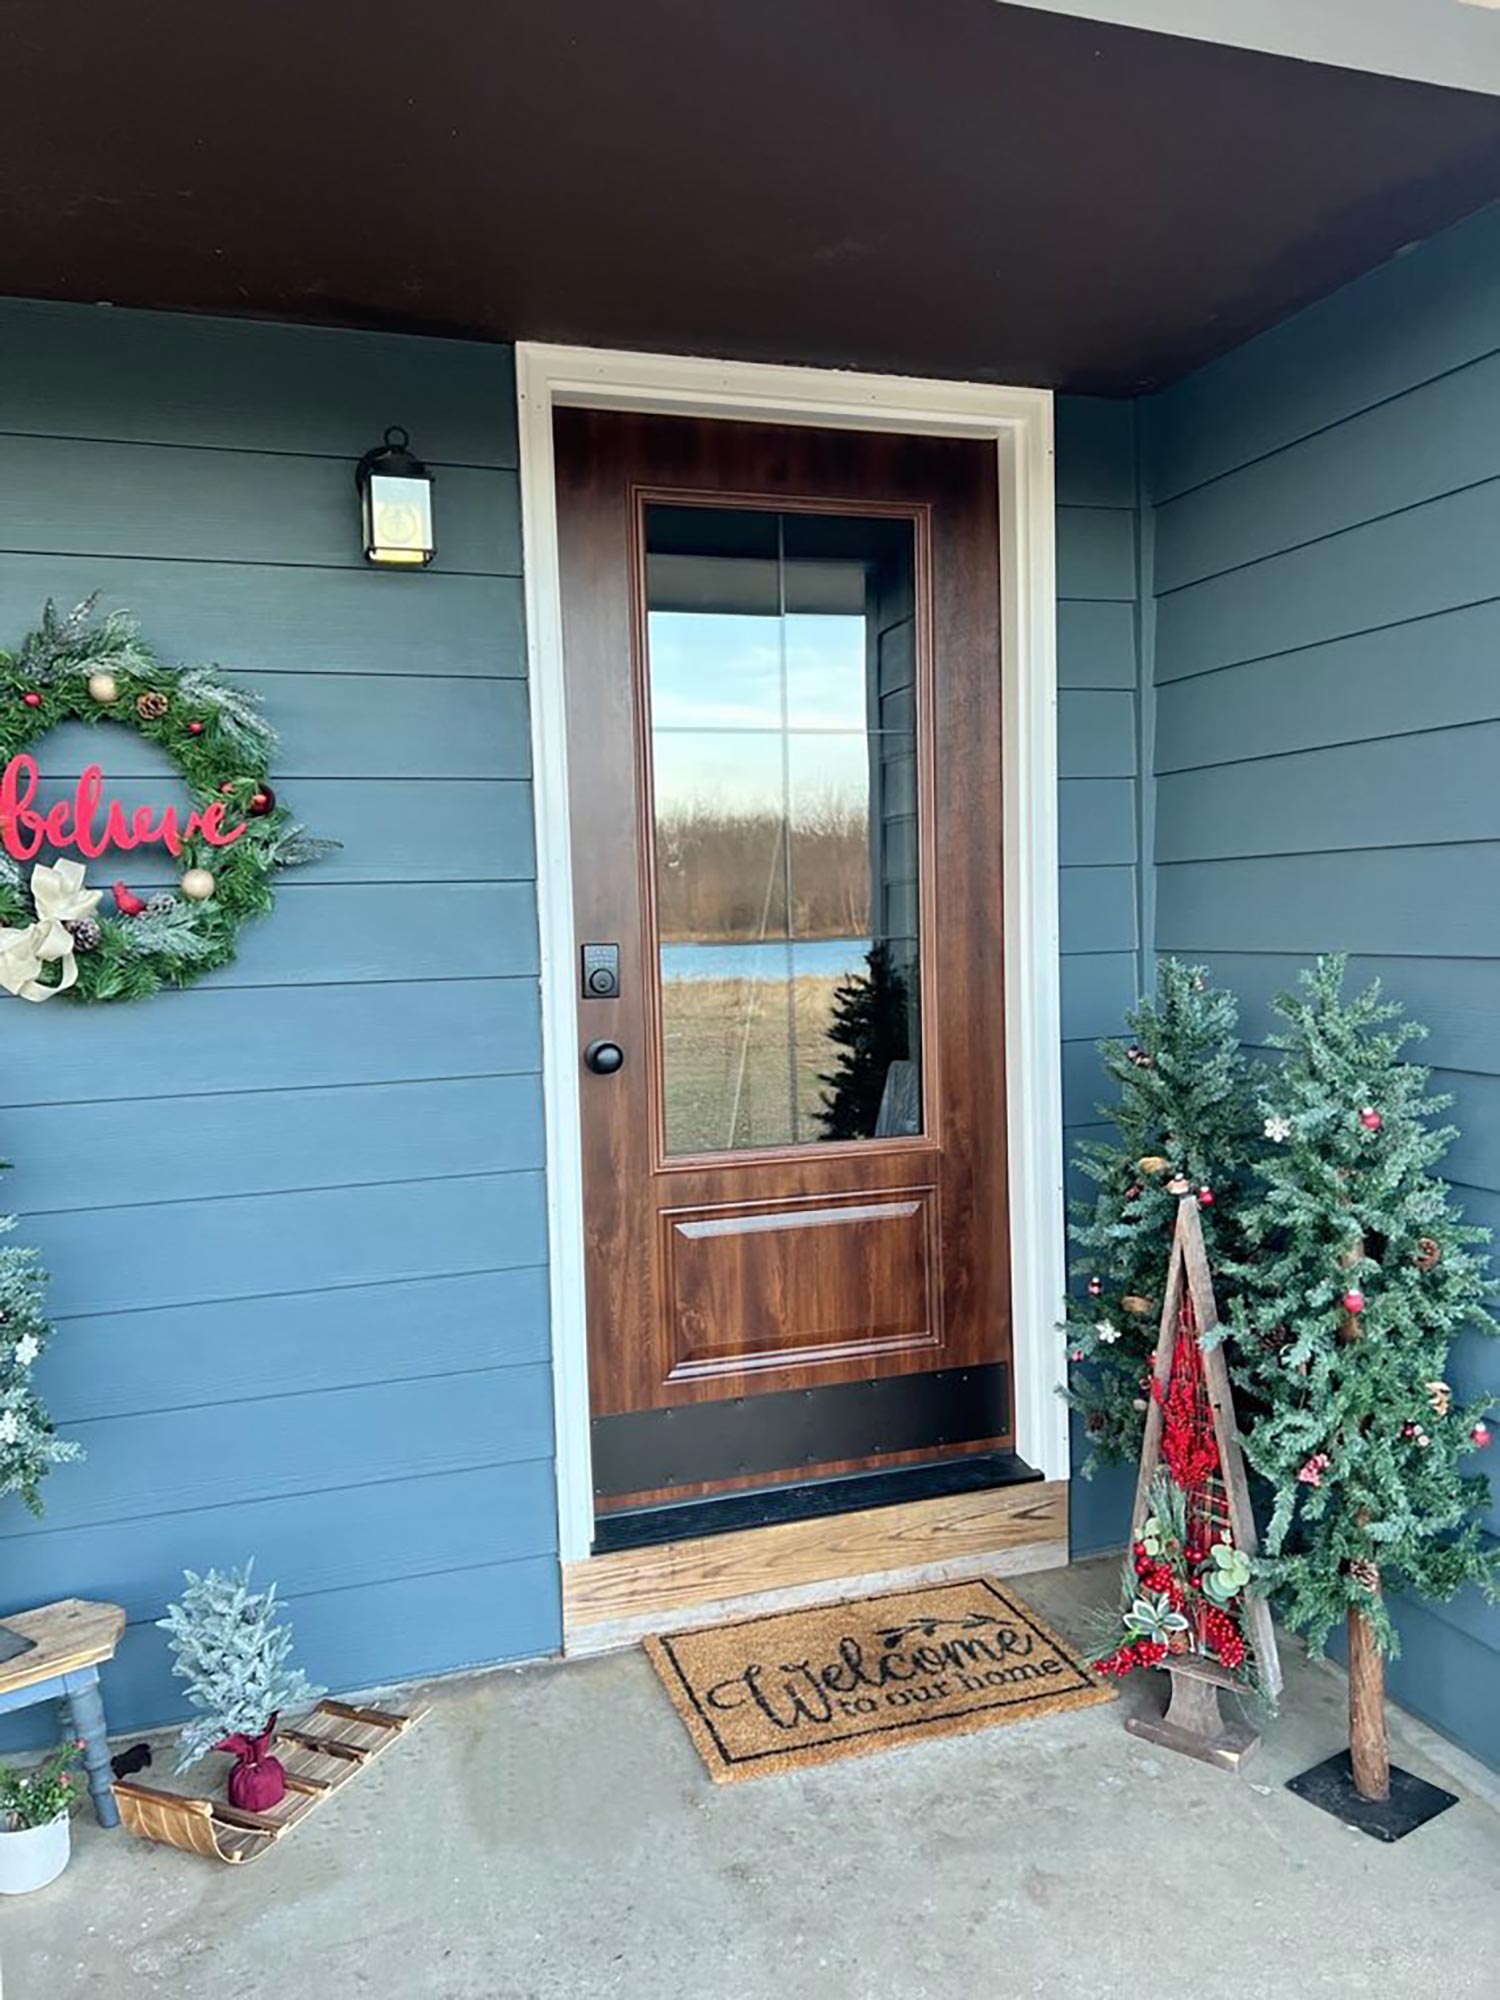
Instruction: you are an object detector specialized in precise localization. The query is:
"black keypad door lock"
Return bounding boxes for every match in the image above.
[581,942,620,999]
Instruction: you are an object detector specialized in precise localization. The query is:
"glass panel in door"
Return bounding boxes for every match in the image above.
[644,504,923,1156]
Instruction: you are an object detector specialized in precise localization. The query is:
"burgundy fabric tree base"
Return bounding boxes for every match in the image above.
[218,1718,286,1813]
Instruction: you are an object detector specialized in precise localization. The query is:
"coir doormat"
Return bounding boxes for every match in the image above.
[645,1575,1113,1782]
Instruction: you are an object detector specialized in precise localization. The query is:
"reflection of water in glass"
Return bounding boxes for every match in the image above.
[662,938,871,982]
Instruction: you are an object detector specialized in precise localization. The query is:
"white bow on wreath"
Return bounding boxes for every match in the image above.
[0,859,102,1002]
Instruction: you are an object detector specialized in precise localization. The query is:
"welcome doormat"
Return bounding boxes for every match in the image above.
[644,1575,1113,1783]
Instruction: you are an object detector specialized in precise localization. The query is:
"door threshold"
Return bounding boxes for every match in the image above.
[591,1450,1041,1555]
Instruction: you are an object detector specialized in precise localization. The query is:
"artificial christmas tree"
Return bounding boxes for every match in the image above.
[1228,958,1500,1832]
[0,1192,78,1519]
[1066,960,1260,1471]
[814,941,914,1141]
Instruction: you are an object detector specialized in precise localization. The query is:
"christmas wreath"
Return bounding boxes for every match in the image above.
[0,599,336,1002]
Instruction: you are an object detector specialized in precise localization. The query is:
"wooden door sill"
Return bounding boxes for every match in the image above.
[563,1477,1068,1657]
[592,1450,1042,1554]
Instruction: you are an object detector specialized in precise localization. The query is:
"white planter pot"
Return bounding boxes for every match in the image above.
[0,1812,71,1895]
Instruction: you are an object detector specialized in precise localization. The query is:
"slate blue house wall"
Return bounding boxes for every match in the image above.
[0,300,1144,1735]
[1143,198,1500,1770]
[1052,398,1147,1555]
[0,302,557,1737]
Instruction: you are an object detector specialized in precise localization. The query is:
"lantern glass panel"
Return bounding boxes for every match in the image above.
[365,471,434,565]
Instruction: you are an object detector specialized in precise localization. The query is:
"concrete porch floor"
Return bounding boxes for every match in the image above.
[5,1557,1500,2000]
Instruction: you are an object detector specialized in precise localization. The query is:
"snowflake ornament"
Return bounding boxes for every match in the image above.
[0,1410,18,1446]
[12,1332,39,1368]
[1263,1114,1292,1144]
[1093,1319,1122,1345]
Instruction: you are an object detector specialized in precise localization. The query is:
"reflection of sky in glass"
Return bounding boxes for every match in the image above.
[650,728,874,824]
[648,609,868,743]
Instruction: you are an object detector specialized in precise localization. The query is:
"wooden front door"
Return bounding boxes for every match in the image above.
[556,410,1012,1522]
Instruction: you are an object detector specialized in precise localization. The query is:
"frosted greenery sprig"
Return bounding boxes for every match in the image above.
[158,1562,324,1770]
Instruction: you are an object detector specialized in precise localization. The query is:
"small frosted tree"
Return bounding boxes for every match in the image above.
[1066,960,1260,1469]
[158,1563,324,1771]
[1228,959,1500,1802]
[0,1195,80,1516]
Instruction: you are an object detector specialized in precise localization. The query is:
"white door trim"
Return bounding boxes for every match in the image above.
[515,343,1067,1565]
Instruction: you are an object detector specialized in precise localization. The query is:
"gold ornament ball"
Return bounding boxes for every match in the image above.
[180,868,217,902]
[87,671,120,704]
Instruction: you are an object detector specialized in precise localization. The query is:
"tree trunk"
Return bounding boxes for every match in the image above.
[1347,1601,1390,1802]
[1339,1232,1388,1801]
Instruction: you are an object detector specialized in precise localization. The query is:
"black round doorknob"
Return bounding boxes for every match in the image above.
[584,1039,625,1075]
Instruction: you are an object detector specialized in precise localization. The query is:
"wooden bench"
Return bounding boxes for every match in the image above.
[0,1600,126,1828]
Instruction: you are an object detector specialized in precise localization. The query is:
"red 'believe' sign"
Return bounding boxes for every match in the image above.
[0,755,250,863]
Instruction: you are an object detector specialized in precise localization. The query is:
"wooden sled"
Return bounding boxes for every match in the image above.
[112,1700,422,1864]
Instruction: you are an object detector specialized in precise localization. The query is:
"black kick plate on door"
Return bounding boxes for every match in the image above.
[589,1362,1010,1498]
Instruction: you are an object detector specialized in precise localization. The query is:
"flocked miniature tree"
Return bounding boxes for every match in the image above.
[159,1562,324,1809]
[1228,959,1500,1804]
[0,1186,79,1516]
[1066,960,1260,1470]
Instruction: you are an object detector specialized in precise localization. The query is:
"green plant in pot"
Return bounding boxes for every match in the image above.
[158,1563,323,1812]
[0,1740,81,1895]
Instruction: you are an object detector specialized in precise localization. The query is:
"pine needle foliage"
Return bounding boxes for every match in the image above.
[1225,957,1500,1656]
[1065,960,1260,1470]
[814,942,914,1141]
[0,1181,80,1515]
[158,1562,325,1770]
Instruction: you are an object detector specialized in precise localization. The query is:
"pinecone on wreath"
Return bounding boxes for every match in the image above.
[145,892,178,917]
[64,917,101,953]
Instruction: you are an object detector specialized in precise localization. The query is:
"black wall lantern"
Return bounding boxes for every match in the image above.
[356,426,435,567]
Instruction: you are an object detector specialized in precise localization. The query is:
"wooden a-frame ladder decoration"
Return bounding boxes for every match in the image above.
[1124,1195,1282,1770]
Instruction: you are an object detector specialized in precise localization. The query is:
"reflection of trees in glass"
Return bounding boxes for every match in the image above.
[655,795,868,943]
[814,942,913,1141]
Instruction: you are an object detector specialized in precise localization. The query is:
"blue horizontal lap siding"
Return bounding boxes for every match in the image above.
[1143,200,1500,1769]
[0,302,557,1743]
[0,328,1150,1742]
[1056,398,1143,1558]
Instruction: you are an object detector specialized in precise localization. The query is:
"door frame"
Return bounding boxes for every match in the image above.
[515,343,1066,1565]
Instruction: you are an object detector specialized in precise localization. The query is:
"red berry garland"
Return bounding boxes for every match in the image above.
[1201,1604,1245,1671]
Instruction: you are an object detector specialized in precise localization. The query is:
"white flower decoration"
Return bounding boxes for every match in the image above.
[1263,1114,1292,1143]
[13,1332,39,1368]
[1094,1319,1121,1345]
[0,1410,19,1446]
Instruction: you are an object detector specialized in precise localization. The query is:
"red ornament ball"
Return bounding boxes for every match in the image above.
[219,781,235,795]
[1125,1184,1143,1201]
[1197,1186,1214,1207]
[1360,1107,1383,1132]
[1473,1423,1493,1451]
[21,692,42,709]
[1342,1289,1366,1316]
[187,720,205,736]
[1087,1277,1102,1298]
[247,785,276,818]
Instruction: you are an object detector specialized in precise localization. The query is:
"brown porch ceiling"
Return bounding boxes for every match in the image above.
[8,1,1500,391]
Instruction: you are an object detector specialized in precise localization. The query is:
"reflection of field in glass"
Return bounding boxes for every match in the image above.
[661,975,841,1154]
